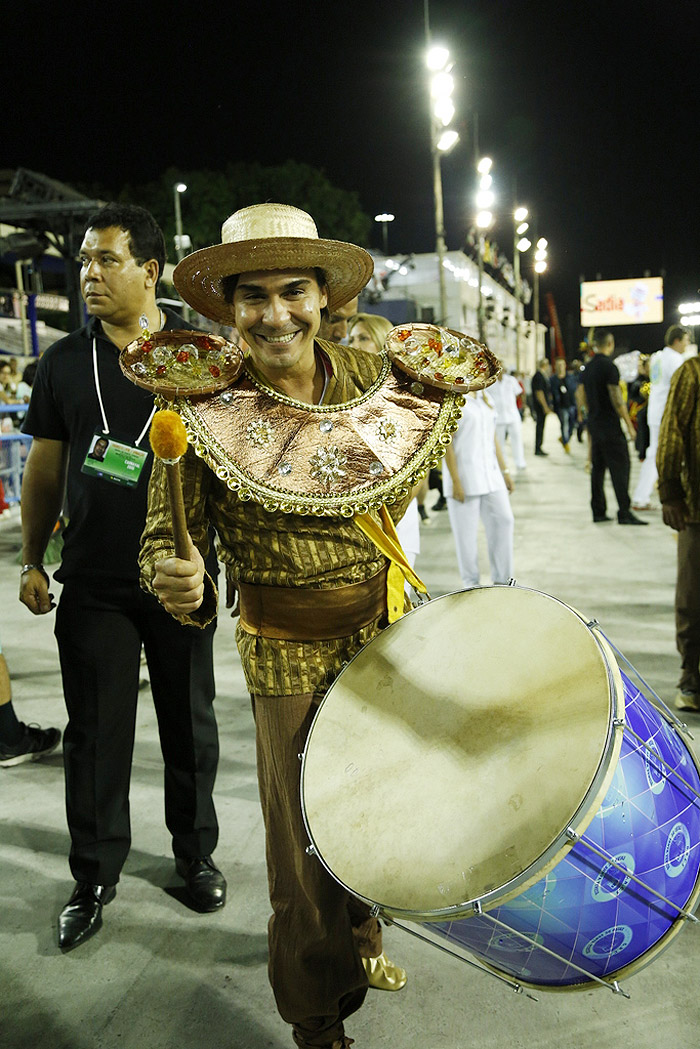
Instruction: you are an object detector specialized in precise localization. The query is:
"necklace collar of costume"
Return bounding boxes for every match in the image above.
[173,339,463,517]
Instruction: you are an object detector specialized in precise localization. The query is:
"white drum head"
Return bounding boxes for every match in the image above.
[301,586,623,917]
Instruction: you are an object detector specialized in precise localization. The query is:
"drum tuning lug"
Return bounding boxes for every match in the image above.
[566,827,579,842]
[472,899,483,916]
[370,904,381,918]
[610,981,631,999]
[586,619,600,629]
[305,843,317,856]
[613,717,625,728]
[683,912,699,924]
[507,577,517,586]
[297,752,304,762]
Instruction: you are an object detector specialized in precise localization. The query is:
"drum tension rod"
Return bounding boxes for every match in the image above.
[385,917,539,1001]
[600,629,696,741]
[622,726,700,810]
[566,828,699,924]
[470,899,632,998]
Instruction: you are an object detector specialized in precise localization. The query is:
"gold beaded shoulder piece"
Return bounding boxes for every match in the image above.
[176,350,465,518]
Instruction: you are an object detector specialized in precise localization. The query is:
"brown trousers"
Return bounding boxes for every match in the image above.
[677,524,700,694]
[252,691,382,1049]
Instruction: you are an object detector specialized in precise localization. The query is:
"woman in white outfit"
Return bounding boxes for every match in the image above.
[443,390,515,588]
[488,371,527,471]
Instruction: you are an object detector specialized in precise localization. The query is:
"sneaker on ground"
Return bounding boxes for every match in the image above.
[0,723,62,767]
[674,690,700,713]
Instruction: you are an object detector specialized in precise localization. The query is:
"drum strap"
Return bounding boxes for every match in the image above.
[354,508,429,622]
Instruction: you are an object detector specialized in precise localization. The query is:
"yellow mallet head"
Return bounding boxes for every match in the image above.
[149,409,188,463]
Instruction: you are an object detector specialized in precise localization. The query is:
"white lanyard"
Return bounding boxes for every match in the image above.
[92,338,155,447]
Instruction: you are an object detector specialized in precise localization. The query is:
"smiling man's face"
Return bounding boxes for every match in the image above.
[232,269,328,379]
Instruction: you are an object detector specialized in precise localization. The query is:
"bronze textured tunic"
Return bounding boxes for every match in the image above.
[139,340,462,696]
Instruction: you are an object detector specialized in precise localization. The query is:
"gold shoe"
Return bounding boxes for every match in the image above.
[362,951,407,991]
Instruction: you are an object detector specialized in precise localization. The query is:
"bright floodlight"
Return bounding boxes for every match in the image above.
[516,222,529,235]
[535,259,547,273]
[537,237,548,249]
[477,156,492,174]
[535,248,547,262]
[517,237,532,252]
[431,71,455,99]
[679,301,700,313]
[433,96,455,126]
[476,210,493,228]
[681,313,700,324]
[476,189,495,209]
[374,213,395,223]
[436,129,459,152]
[175,182,187,193]
[479,173,493,189]
[427,45,450,71]
[514,206,528,222]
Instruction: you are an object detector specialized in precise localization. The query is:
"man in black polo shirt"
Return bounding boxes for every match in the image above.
[579,330,647,525]
[531,358,555,455]
[19,203,226,951]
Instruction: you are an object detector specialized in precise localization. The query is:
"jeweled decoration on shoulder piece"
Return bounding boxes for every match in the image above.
[385,323,501,393]
[120,330,244,399]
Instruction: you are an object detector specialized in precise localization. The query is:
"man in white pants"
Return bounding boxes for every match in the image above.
[632,325,690,510]
[489,371,527,472]
[443,391,515,588]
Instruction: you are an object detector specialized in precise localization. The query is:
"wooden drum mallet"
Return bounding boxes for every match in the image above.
[149,409,191,560]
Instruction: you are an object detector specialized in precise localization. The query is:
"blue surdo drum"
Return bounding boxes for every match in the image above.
[301,586,700,995]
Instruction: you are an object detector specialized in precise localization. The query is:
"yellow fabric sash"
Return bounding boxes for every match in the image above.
[354,507,429,623]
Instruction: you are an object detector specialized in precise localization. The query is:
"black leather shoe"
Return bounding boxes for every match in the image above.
[58,882,116,952]
[175,855,226,912]
[593,515,613,522]
[618,511,648,525]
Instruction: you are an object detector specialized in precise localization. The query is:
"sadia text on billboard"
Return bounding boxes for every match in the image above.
[580,277,664,326]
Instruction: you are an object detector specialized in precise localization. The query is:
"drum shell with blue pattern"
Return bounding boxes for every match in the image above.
[432,671,700,988]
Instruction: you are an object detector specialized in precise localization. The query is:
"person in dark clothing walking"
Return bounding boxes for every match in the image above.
[531,358,555,455]
[579,331,647,525]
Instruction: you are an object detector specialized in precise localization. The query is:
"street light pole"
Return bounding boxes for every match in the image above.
[432,147,448,324]
[513,206,529,373]
[173,182,187,263]
[426,38,459,327]
[374,213,395,255]
[533,234,548,357]
[475,156,495,346]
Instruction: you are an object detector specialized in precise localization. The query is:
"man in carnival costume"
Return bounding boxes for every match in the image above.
[138,204,493,1049]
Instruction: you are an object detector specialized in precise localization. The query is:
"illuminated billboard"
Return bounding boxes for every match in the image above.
[580,277,664,326]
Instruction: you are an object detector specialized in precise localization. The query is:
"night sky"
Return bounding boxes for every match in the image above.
[7,0,700,352]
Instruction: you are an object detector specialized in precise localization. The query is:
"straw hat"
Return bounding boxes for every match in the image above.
[173,203,373,323]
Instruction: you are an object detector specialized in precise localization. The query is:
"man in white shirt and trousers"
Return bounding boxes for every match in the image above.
[632,325,690,510]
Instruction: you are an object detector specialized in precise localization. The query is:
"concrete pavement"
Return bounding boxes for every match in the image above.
[1,414,698,1049]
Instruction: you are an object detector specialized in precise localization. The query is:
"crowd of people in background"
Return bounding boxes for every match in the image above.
[0,198,698,1049]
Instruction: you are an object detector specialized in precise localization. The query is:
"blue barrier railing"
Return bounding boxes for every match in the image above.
[0,404,31,504]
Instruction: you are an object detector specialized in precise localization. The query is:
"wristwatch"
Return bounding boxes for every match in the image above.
[21,563,49,578]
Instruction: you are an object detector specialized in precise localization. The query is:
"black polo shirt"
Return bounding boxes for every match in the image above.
[581,353,623,436]
[22,308,196,582]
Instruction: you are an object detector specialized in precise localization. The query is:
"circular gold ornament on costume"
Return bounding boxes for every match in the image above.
[385,323,501,392]
[120,330,244,399]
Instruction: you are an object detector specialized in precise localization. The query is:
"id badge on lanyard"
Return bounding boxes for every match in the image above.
[81,429,150,487]
[80,338,155,488]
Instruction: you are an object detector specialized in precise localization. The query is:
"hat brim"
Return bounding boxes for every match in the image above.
[173,237,373,323]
